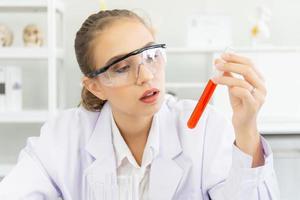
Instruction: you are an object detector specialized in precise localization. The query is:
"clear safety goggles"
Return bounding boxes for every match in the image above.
[86,43,167,87]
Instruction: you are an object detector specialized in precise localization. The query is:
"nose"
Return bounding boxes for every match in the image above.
[135,64,154,85]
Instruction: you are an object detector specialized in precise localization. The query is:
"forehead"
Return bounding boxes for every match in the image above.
[93,19,155,68]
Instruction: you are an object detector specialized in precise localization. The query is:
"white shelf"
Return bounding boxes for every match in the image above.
[0,0,64,14]
[0,164,14,178]
[0,110,50,123]
[167,46,300,54]
[260,122,300,134]
[0,47,64,60]
[167,47,225,54]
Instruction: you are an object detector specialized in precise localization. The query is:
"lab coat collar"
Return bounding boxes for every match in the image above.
[84,103,118,199]
[148,99,184,199]
[85,98,182,161]
[85,102,115,162]
[156,99,182,159]
[84,98,184,199]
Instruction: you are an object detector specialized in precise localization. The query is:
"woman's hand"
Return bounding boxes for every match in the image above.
[212,53,266,167]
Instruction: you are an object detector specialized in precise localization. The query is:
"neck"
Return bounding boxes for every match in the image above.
[112,109,153,140]
[111,110,153,166]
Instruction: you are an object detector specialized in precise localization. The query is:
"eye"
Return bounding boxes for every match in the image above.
[145,55,155,63]
[144,49,161,63]
[114,65,131,73]
[146,57,153,62]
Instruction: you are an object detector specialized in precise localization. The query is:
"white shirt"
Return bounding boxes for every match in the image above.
[111,112,159,200]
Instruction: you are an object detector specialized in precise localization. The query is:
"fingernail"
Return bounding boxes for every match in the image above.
[215,63,224,68]
[212,70,223,80]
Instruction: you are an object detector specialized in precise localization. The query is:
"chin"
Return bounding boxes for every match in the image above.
[149,91,165,113]
[140,92,164,115]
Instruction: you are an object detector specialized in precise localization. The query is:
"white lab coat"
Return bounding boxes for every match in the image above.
[0,95,279,200]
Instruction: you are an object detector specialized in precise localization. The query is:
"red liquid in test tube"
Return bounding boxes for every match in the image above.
[187,80,217,129]
[187,47,232,129]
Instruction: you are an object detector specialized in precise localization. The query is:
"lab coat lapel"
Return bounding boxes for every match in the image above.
[84,103,118,199]
[149,157,183,200]
[149,101,184,200]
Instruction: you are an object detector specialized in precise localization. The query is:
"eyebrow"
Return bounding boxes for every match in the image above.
[104,41,155,66]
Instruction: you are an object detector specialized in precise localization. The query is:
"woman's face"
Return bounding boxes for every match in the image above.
[87,19,166,118]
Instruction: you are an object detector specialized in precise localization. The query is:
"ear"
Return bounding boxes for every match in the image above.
[81,76,107,100]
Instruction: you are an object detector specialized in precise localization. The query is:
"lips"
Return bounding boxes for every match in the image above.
[140,88,160,100]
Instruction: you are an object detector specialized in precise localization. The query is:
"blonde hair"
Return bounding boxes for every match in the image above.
[74,9,154,112]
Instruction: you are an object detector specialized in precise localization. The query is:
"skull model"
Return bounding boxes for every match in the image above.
[0,24,13,47]
[23,24,43,47]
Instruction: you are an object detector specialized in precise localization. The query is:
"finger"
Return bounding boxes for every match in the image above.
[212,74,253,92]
[224,71,267,103]
[214,58,225,65]
[221,53,265,81]
[212,59,226,79]
[229,86,256,106]
[222,53,253,66]
[250,86,266,106]
[215,62,266,95]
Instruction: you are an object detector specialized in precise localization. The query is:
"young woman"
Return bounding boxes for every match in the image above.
[0,9,279,200]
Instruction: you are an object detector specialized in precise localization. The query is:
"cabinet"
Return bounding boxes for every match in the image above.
[0,0,65,179]
[0,0,65,123]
